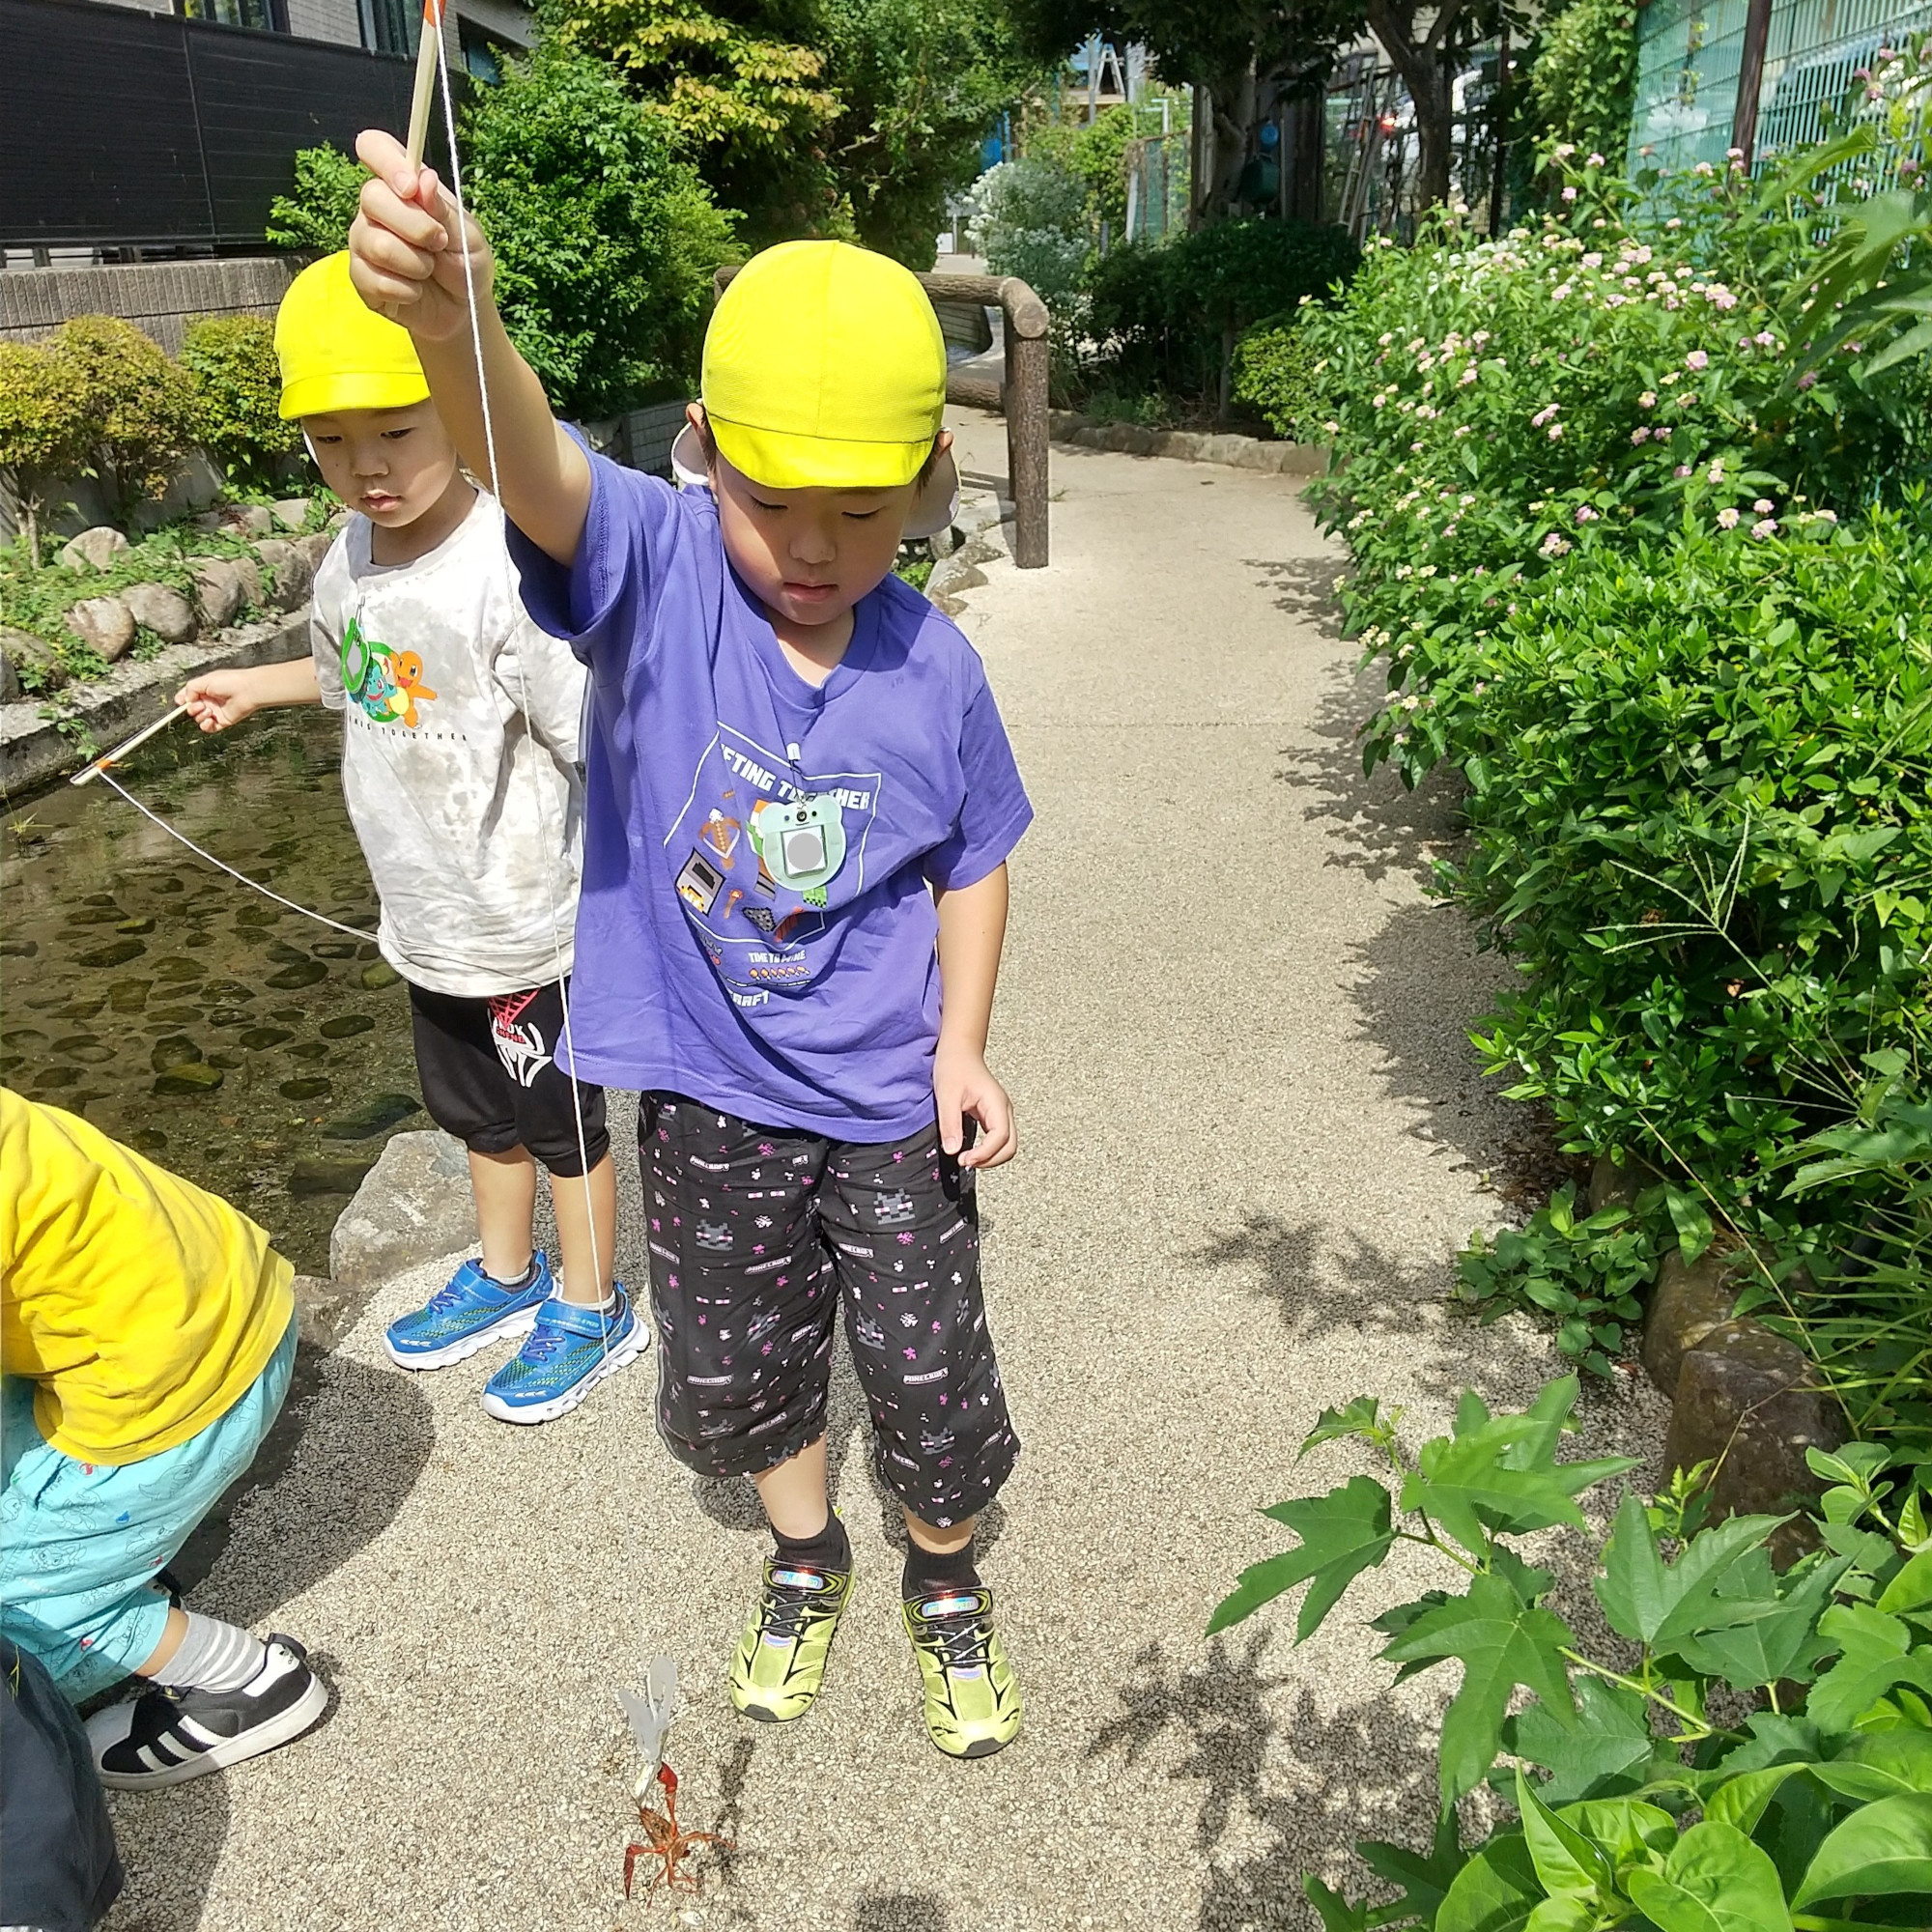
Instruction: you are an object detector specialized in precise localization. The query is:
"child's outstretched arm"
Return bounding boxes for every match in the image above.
[177,658,320,732]
[348,128,591,566]
[933,864,1016,1171]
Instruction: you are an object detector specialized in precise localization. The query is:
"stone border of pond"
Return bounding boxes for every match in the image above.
[1048,410,1329,477]
[0,606,312,800]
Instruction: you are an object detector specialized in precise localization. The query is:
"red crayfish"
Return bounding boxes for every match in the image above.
[623,1761,733,1900]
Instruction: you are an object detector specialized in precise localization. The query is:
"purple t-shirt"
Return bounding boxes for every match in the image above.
[507,453,1033,1141]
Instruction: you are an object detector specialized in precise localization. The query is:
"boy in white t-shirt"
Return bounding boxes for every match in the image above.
[179,251,644,1425]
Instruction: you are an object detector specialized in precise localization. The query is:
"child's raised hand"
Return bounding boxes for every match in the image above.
[176,670,259,732]
[348,128,494,343]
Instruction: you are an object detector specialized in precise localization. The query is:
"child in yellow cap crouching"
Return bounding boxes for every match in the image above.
[351,135,1032,1757]
[178,252,645,1428]
[1,1090,325,1786]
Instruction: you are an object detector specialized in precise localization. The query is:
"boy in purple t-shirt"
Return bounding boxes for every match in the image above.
[350,135,1031,1757]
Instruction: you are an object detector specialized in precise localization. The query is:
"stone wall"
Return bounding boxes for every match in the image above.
[0,254,308,355]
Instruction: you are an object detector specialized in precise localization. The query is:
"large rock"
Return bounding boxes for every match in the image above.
[270,497,312,531]
[187,556,245,630]
[291,1272,361,1350]
[292,530,334,574]
[121,581,197,644]
[65,595,136,663]
[1664,1318,1842,1567]
[329,1128,476,1285]
[0,625,59,696]
[1642,1248,1748,1396]
[250,539,313,612]
[1589,1151,1659,1215]
[225,504,275,537]
[59,526,129,571]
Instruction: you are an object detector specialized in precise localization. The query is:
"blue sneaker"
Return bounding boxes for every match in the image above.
[383,1255,553,1371]
[480,1285,646,1425]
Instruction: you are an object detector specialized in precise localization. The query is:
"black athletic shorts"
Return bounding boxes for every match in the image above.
[639,1094,1020,1528]
[408,979,610,1179]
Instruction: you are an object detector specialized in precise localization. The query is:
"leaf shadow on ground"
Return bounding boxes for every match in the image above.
[1088,1630,1441,1932]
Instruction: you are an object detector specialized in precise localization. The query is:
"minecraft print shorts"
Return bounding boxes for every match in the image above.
[639,1095,1019,1527]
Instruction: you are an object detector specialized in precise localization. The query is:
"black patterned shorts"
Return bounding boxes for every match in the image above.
[639,1095,1019,1528]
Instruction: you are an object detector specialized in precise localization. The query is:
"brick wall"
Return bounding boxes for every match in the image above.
[0,254,308,355]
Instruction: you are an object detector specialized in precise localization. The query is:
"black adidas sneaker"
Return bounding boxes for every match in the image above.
[85,1634,327,1790]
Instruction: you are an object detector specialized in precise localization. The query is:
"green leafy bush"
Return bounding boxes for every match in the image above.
[180,314,299,492]
[1087,218,1358,412]
[1212,1377,1932,1930]
[41,317,199,528]
[266,50,734,418]
[1525,0,1639,166]
[1231,311,1329,441]
[1455,1181,1662,1376]
[0,338,92,567]
[265,142,366,252]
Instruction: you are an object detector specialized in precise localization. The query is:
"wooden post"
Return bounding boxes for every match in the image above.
[1731,0,1774,166]
[708,266,1051,569]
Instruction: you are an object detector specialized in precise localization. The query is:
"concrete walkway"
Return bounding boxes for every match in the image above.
[101,414,1662,1932]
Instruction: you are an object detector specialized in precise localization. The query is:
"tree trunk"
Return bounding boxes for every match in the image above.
[1365,0,1466,213]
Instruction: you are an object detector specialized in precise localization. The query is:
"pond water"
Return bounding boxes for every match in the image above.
[2,709,424,1272]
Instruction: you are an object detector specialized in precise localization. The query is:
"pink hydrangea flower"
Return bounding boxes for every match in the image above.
[1674,464,1692,477]
[1638,391,1657,409]
[1717,506,1740,528]
[1686,350,1709,370]
[1632,428,1650,443]
[1753,498,1774,514]
[1750,519,1777,540]
[1575,505,1599,523]
[1562,185,1577,202]
[1587,153,1605,167]
[1548,423,1564,439]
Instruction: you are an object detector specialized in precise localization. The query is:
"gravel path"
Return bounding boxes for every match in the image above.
[100,415,1664,1932]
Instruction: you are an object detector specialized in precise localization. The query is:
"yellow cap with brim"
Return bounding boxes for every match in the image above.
[275,250,430,420]
[701,242,947,492]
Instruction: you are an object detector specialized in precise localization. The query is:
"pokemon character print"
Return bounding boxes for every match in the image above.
[668,725,882,1004]
[339,614,438,728]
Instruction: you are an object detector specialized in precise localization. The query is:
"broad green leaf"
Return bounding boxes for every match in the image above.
[1437,1833,1543,1932]
[1594,1495,1785,1650]
[1703,1762,1813,1833]
[1791,1791,1932,1907]
[1302,1876,1371,1932]
[1662,1185,1715,1265]
[1358,1808,1466,1922]
[1300,1396,1389,1460]
[1380,1570,1576,1804]
[1208,1476,1395,1639]
[1810,1730,1932,1803]
[1522,1899,1594,1932]
[1806,1604,1932,1732]
[1404,1378,1636,1559]
[1556,1798,1677,1866]
[1623,1821,1795,1932]
[1672,1554,1849,1691]
[1510,1678,1658,1803]
[1719,1712,1826,1773]
[1517,1769,1615,1899]
[1879,1549,1932,1615]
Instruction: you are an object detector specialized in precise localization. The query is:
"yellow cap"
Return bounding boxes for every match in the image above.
[275,251,430,420]
[702,242,946,490]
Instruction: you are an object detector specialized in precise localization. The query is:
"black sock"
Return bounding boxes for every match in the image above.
[903,1536,980,1603]
[488,1255,539,1291]
[774,1513,850,1574]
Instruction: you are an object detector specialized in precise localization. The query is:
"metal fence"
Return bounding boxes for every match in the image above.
[1123,131,1189,242]
[1628,0,1932,174]
[0,0,431,251]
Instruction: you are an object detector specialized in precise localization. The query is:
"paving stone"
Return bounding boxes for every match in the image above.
[121,581,198,644]
[58,526,129,571]
[1665,1318,1841,1565]
[65,595,136,662]
[187,556,246,629]
[328,1128,475,1284]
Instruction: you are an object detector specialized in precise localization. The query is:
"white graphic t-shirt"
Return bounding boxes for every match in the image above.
[312,492,586,998]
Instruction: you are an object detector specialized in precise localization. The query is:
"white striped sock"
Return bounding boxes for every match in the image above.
[149,1612,267,1693]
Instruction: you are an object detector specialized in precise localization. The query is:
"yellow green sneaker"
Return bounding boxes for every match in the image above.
[727,1556,853,1722]
[901,1585,1022,1758]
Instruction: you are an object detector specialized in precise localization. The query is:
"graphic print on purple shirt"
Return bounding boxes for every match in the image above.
[505,446,1033,1142]
[669,724,883,999]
